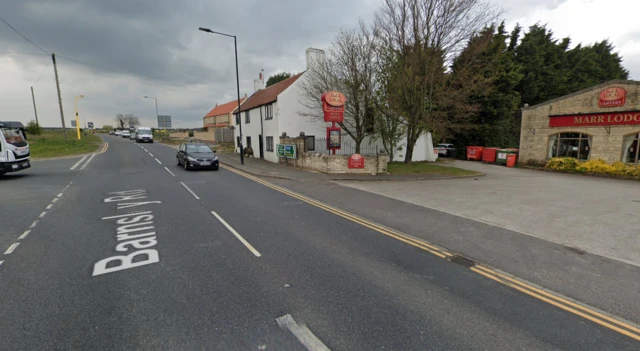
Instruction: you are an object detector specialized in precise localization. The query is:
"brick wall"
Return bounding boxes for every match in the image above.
[520,81,640,164]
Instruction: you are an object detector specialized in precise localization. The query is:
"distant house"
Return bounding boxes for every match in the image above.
[203,96,247,142]
[235,48,437,163]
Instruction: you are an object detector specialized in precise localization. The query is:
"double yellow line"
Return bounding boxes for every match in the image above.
[221,164,640,342]
[98,142,109,154]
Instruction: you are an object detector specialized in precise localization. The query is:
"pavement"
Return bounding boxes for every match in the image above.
[0,135,639,350]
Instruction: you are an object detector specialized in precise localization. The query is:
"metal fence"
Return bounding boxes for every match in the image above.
[309,137,378,155]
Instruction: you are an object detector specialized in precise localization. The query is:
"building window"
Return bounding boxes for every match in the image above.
[266,136,274,151]
[246,136,252,149]
[305,135,315,151]
[245,111,250,123]
[265,104,273,120]
[548,132,591,160]
[622,133,640,164]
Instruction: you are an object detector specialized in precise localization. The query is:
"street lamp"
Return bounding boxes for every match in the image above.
[74,95,85,140]
[198,27,244,165]
[143,96,159,128]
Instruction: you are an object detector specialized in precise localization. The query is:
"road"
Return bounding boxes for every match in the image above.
[0,135,639,350]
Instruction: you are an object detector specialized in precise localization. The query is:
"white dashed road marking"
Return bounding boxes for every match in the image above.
[4,243,20,255]
[149,153,154,157]
[52,198,59,203]
[155,158,162,164]
[30,220,39,229]
[46,204,53,210]
[164,167,176,177]
[57,193,63,198]
[210,211,261,257]
[276,314,331,351]
[180,182,200,200]
[18,230,31,240]
[39,212,47,218]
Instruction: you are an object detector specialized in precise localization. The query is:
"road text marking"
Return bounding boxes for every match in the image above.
[276,314,330,351]
[164,167,176,177]
[70,155,88,170]
[4,243,20,255]
[19,230,31,240]
[211,211,261,257]
[180,182,200,200]
[101,211,153,220]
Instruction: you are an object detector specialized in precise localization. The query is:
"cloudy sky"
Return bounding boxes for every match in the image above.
[1,0,638,129]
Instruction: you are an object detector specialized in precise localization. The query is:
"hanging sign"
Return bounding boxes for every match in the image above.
[322,91,346,123]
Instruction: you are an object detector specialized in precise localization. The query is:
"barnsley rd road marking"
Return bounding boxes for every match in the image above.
[4,243,19,255]
[223,165,640,343]
[276,314,331,351]
[164,167,176,177]
[80,153,97,170]
[101,211,153,220]
[211,211,261,257]
[18,230,31,240]
[180,182,200,200]
[70,155,88,170]
[155,158,162,165]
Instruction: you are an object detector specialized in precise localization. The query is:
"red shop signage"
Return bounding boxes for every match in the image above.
[348,154,364,168]
[549,111,640,127]
[322,91,346,123]
[599,87,626,107]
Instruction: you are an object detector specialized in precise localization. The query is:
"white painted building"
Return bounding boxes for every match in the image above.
[235,48,437,163]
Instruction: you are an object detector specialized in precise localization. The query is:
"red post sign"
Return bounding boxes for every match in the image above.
[322,91,346,123]
[549,111,640,127]
[599,87,626,108]
[348,154,364,168]
[326,127,341,150]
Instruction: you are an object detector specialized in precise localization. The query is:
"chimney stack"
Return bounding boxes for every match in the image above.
[306,48,326,70]
[253,72,264,92]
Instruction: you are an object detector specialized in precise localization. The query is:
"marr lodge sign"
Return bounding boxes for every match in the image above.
[549,111,640,127]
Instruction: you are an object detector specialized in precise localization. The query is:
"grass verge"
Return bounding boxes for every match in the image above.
[387,161,481,176]
[29,130,102,159]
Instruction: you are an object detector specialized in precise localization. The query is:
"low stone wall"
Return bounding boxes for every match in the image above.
[298,153,389,174]
[169,132,188,138]
[194,131,216,141]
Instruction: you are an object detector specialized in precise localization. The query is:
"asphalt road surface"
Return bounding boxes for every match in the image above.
[1,135,639,350]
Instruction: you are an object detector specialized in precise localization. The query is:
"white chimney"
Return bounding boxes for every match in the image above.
[253,72,264,92]
[306,48,325,70]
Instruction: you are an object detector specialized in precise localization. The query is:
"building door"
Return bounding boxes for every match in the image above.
[259,134,264,159]
[236,136,240,153]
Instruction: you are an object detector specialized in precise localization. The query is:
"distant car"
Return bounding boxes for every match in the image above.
[436,143,455,157]
[129,130,136,140]
[109,131,115,135]
[135,127,153,143]
[176,142,219,171]
[115,131,122,136]
[121,131,130,138]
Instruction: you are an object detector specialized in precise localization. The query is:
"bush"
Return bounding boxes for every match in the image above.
[546,157,579,171]
[26,120,42,135]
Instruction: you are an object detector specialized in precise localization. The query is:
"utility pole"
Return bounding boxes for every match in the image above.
[52,53,67,143]
[30,86,39,128]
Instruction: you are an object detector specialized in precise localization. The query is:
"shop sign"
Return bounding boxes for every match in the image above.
[322,91,346,122]
[348,154,364,168]
[599,87,626,107]
[549,111,640,127]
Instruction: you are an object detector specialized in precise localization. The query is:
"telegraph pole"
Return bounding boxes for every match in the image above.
[52,53,67,143]
[30,86,39,128]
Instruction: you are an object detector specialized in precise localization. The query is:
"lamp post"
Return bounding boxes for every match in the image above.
[143,96,159,128]
[74,95,85,140]
[198,27,244,165]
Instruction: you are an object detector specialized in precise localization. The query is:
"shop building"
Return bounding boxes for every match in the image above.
[519,80,640,164]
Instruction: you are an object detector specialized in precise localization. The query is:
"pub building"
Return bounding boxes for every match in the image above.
[519,80,640,164]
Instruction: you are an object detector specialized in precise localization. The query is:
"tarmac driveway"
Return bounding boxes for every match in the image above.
[338,160,640,267]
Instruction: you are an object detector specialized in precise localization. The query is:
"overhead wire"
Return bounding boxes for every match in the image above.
[0,16,48,54]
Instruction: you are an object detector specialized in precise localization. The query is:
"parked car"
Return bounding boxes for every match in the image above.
[121,131,130,138]
[176,142,219,171]
[109,131,115,135]
[436,143,455,157]
[115,130,122,136]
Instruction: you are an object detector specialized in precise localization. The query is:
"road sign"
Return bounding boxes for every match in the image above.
[71,120,77,127]
[88,122,94,129]
[158,115,172,129]
[276,144,285,157]
[276,144,296,158]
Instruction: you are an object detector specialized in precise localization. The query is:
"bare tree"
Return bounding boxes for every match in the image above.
[124,114,140,128]
[298,21,377,153]
[374,0,498,162]
[114,113,126,130]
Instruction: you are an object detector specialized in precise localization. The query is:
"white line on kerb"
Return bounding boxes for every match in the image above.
[4,243,20,255]
[155,158,162,164]
[39,212,47,218]
[101,211,152,220]
[80,153,97,170]
[276,314,330,351]
[164,167,176,177]
[19,230,31,240]
[70,155,88,170]
[210,211,261,257]
[46,204,53,210]
[180,182,200,200]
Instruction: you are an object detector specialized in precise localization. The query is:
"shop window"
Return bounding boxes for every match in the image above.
[622,133,640,164]
[548,132,591,160]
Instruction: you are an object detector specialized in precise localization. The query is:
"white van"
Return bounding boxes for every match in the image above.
[0,121,30,175]
[135,127,153,143]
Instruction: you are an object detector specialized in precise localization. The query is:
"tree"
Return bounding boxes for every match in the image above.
[298,22,377,153]
[26,120,42,135]
[114,113,126,130]
[124,114,140,128]
[374,0,498,163]
[266,72,292,87]
[102,125,114,130]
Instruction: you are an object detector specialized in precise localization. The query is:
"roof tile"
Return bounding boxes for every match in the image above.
[239,72,304,112]
[204,97,247,118]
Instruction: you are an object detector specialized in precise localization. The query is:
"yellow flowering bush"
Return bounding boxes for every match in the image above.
[546,157,640,178]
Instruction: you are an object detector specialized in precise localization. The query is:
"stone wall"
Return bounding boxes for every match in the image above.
[169,132,188,139]
[194,131,216,141]
[520,81,640,164]
[278,136,389,174]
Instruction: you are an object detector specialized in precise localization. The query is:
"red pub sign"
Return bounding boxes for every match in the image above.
[322,91,347,123]
[348,154,364,168]
[599,87,626,107]
[549,111,640,127]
